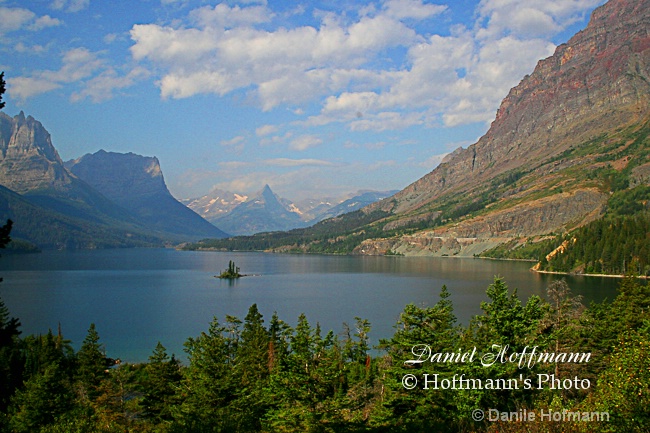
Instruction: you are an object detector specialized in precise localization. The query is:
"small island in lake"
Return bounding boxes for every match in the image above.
[217,260,242,279]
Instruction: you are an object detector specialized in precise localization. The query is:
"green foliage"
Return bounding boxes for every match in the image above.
[541,213,650,275]
[76,324,109,402]
[142,342,182,423]
[580,328,650,432]
[218,260,242,279]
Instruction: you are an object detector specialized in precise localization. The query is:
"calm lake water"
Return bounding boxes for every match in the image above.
[0,248,620,362]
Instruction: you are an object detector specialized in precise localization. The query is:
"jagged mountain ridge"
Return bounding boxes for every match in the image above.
[184,186,398,235]
[0,111,72,194]
[311,190,399,223]
[212,185,306,236]
[370,0,650,217]
[181,188,248,222]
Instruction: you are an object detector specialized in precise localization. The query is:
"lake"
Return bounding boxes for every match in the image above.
[0,248,620,362]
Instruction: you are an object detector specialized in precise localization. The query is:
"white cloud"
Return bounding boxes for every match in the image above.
[71,66,149,102]
[28,15,62,31]
[475,0,605,39]
[289,135,323,151]
[221,136,246,147]
[255,124,278,136]
[8,47,104,100]
[0,6,60,34]
[263,158,337,167]
[130,3,419,110]
[190,4,271,29]
[50,0,89,13]
[129,0,605,133]
[8,47,143,102]
[14,42,49,54]
[7,77,61,100]
[349,111,424,132]
[383,0,447,20]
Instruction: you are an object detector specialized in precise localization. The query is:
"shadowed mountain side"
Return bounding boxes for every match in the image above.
[66,150,228,239]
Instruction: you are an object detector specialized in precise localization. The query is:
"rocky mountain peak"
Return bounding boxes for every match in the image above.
[66,150,167,201]
[374,0,650,216]
[0,111,71,194]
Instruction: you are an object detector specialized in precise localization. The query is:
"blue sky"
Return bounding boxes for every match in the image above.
[0,0,606,201]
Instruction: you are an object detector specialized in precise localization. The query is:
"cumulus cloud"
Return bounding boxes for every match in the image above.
[0,7,35,33]
[256,124,279,136]
[129,0,605,131]
[130,2,420,108]
[383,0,447,20]
[475,0,605,39]
[0,6,61,34]
[71,66,150,102]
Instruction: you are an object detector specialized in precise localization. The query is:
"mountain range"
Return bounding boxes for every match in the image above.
[0,111,394,247]
[185,0,650,260]
[183,186,397,236]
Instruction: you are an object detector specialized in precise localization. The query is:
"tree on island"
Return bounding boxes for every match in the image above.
[0,71,6,110]
[218,260,242,279]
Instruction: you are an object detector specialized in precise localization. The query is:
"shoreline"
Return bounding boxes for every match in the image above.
[530,268,649,280]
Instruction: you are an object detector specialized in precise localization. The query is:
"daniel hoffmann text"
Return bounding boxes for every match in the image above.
[401,344,593,391]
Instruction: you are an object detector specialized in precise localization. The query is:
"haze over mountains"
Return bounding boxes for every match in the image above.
[183,186,397,236]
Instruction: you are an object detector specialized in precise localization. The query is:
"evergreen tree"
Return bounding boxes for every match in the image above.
[539,280,586,401]
[459,278,545,425]
[376,285,460,431]
[142,342,182,423]
[0,72,6,110]
[9,363,74,433]
[0,296,22,414]
[233,304,270,431]
[175,317,238,432]
[75,324,108,403]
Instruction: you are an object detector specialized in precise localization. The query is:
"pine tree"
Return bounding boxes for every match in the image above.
[142,342,182,422]
[75,324,108,403]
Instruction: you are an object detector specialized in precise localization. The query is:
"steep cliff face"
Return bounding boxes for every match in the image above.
[371,0,650,217]
[67,150,228,239]
[0,113,228,247]
[351,0,650,256]
[0,112,73,194]
[66,150,166,201]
